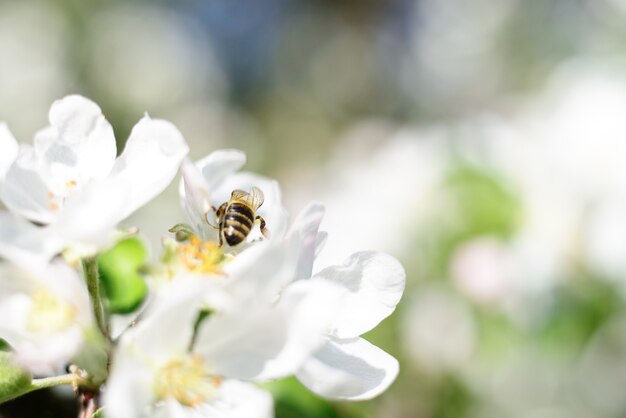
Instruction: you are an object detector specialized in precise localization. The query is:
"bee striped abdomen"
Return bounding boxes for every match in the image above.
[222,202,254,246]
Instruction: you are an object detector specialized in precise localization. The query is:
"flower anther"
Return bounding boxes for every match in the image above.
[46,179,80,211]
[26,289,76,334]
[154,355,221,407]
[176,236,225,275]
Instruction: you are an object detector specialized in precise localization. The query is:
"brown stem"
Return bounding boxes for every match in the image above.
[78,391,98,418]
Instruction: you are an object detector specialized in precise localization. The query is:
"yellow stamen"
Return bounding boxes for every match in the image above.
[176,236,224,274]
[26,289,76,333]
[154,355,221,407]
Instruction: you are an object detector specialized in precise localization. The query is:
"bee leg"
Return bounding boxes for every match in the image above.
[206,203,227,229]
[256,216,269,238]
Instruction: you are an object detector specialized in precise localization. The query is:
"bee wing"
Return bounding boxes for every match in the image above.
[248,186,265,210]
[230,187,265,210]
[230,189,249,201]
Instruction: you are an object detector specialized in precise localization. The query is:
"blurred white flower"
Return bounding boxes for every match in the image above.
[285,121,447,268]
[0,95,189,258]
[449,61,626,296]
[451,237,515,305]
[87,3,225,114]
[534,62,626,282]
[586,199,626,285]
[401,287,475,373]
[527,61,626,200]
[454,115,581,293]
[448,235,557,328]
[0,260,93,376]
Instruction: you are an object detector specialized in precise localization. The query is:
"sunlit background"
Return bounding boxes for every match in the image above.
[2,0,626,417]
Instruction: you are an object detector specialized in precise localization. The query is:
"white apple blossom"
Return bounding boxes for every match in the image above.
[0,94,189,259]
[183,162,405,400]
[104,145,405,408]
[288,202,406,400]
[147,149,291,288]
[0,259,94,376]
[181,176,405,400]
[104,245,345,418]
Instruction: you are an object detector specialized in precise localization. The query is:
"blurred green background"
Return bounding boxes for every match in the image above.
[3,0,626,417]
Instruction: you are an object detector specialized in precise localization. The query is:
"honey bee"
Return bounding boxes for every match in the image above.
[211,187,267,247]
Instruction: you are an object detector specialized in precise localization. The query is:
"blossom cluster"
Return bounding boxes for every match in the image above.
[0,96,405,418]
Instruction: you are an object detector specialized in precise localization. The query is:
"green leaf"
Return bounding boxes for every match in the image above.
[90,408,105,418]
[431,375,475,418]
[0,352,32,404]
[0,339,11,351]
[168,223,195,242]
[188,308,215,351]
[98,238,148,314]
[538,277,620,359]
[266,377,343,418]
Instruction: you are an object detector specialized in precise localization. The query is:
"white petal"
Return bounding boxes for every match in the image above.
[197,149,246,192]
[153,381,273,418]
[222,240,298,307]
[193,307,288,380]
[0,212,63,262]
[50,116,188,247]
[260,179,289,240]
[254,278,346,380]
[104,345,156,418]
[120,279,216,365]
[197,380,274,418]
[296,337,399,401]
[42,95,117,181]
[180,148,241,239]
[152,400,191,418]
[315,252,406,338]
[0,123,18,178]
[288,202,325,280]
[11,327,85,376]
[48,95,110,144]
[107,115,189,222]
[179,159,214,240]
[1,146,56,224]
[49,179,131,248]
[315,232,328,257]
[194,278,344,381]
